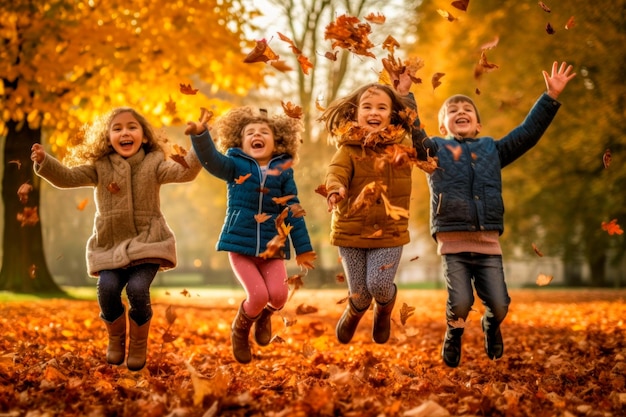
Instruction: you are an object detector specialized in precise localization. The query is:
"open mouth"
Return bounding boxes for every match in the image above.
[120,140,134,147]
[251,139,265,149]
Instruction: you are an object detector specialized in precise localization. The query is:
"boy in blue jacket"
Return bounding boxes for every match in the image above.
[408,61,576,367]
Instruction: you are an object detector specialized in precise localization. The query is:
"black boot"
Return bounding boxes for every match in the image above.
[231,302,258,364]
[482,317,504,360]
[372,285,397,344]
[254,305,277,346]
[336,300,367,344]
[441,328,463,368]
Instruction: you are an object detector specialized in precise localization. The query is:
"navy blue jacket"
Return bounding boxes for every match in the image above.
[191,130,313,258]
[412,93,561,238]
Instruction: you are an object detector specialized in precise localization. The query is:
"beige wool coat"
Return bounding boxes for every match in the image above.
[34,147,202,276]
[325,133,414,249]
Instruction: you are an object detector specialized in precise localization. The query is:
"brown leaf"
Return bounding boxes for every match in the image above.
[432,72,446,90]
[243,39,280,63]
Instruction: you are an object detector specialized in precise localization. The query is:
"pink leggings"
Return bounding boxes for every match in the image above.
[228,252,289,317]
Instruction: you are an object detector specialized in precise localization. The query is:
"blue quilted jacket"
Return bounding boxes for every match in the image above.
[191,130,313,258]
[412,93,561,238]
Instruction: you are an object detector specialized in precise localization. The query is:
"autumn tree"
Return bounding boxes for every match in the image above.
[409,0,626,285]
[0,0,266,293]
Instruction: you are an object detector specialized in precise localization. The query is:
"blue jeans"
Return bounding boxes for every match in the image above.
[442,253,510,333]
[97,263,159,325]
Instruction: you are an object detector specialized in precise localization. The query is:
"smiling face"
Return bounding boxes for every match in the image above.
[356,88,392,133]
[241,122,275,166]
[439,99,481,139]
[108,111,147,158]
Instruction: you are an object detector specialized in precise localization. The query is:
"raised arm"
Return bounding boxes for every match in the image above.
[543,61,576,99]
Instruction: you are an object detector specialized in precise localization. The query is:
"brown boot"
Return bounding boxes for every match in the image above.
[336,300,367,344]
[231,302,259,364]
[127,318,151,371]
[254,306,277,346]
[103,313,126,365]
[372,285,397,344]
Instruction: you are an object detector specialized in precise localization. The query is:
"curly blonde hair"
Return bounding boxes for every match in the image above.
[214,106,303,163]
[63,107,167,167]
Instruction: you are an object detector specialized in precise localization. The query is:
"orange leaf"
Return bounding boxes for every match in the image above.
[17,206,39,226]
[269,60,293,72]
[17,182,33,204]
[536,273,554,286]
[323,51,338,61]
[289,203,306,218]
[272,194,296,205]
[445,143,462,161]
[297,54,313,75]
[437,9,457,22]
[474,51,499,80]
[179,83,199,95]
[243,39,279,63]
[324,14,376,58]
[432,72,446,90]
[364,12,386,24]
[165,96,177,116]
[77,198,89,211]
[565,16,576,30]
[235,173,252,184]
[254,213,272,223]
[107,182,120,194]
[601,219,624,236]
[399,303,415,325]
[538,1,551,13]
[169,144,190,169]
[277,32,302,55]
[281,101,303,119]
[314,184,328,198]
[532,243,544,257]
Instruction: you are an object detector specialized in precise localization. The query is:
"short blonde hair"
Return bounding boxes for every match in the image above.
[438,95,481,128]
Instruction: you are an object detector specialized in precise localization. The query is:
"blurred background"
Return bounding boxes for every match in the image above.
[1,0,624,292]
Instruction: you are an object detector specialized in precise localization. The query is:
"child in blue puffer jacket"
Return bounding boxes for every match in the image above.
[403,61,576,367]
[185,106,316,364]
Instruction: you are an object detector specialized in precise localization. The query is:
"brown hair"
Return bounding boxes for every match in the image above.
[64,107,166,166]
[437,94,482,128]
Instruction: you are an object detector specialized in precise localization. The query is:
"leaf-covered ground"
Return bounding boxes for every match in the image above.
[1,288,625,417]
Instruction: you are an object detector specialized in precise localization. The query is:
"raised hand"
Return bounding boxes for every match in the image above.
[543,61,576,99]
[31,143,45,164]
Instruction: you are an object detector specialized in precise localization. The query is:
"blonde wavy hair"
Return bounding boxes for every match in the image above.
[214,106,303,163]
[63,107,167,167]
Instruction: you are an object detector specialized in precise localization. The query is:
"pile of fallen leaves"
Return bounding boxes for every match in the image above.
[1,289,625,417]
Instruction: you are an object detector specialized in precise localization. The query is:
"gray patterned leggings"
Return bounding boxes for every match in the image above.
[338,246,402,311]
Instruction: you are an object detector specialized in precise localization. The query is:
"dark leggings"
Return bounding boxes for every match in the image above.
[97,263,159,325]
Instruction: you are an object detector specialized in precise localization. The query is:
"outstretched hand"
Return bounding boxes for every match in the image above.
[543,61,576,99]
[30,143,45,164]
[184,107,213,136]
[327,187,346,212]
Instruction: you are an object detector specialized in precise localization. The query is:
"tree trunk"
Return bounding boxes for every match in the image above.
[0,121,65,294]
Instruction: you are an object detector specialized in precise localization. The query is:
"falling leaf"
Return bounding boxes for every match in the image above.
[17,207,39,226]
[324,14,376,58]
[399,303,415,325]
[106,182,120,194]
[364,12,386,24]
[538,1,551,12]
[254,213,272,223]
[165,96,177,116]
[281,101,303,119]
[431,72,445,90]
[601,219,624,236]
[532,243,544,257]
[179,83,199,95]
[480,36,499,51]
[288,203,306,218]
[77,198,89,211]
[409,255,420,262]
[243,39,280,63]
[272,195,296,205]
[445,144,462,161]
[165,305,177,325]
[270,60,293,72]
[277,32,302,55]
[235,173,252,184]
[180,288,190,297]
[451,0,470,12]
[474,50,499,79]
[602,148,612,169]
[17,182,33,204]
[536,273,554,286]
[381,35,400,53]
[565,16,576,30]
[545,22,555,34]
[170,144,190,169]
[315,95,326,112]
[437,9,457,22]
[29,264,37,279]
[335,272,345,283]
[185,362,228,406]
[323,50,339,61]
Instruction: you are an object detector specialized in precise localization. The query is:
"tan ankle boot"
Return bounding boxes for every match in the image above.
[127,318,151,371]
[103,313,126,365]
[254,306,277,346]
